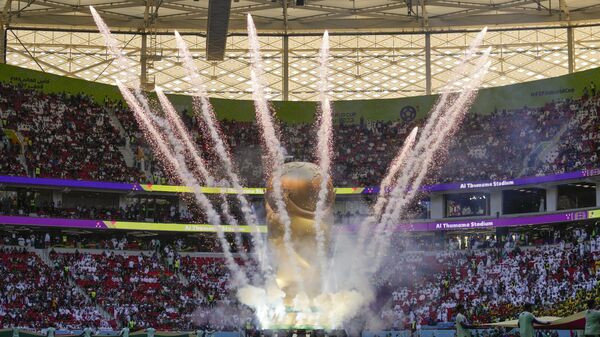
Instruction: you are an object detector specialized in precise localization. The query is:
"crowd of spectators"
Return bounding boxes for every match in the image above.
[49,249,253,331]
[0,82,142,182]
[0,195,195,224]
[0,229,231,255]
[0,133,26,176]
[1,81,600,188]
[115,85,600,188]
[52,250,195,330]
[442,99,573,183]
[0,224,598,332]
[539,89,600,176]
[383,229,600,329]
[0,246,107,330]
[179,256,234,304]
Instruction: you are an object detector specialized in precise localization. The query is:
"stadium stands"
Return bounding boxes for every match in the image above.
[546,95,600,176]
[0,83,141,182]
[0,138,26,177]
[0,193,195,224]
[2,61,600,336]
[2,82,600,187]
[0,227,598,331]
[386,239,600,328]
[53,250,197,330]
[0,247,107,330]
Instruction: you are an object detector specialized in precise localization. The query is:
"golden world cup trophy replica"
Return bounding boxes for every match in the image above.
[265,161,335,327]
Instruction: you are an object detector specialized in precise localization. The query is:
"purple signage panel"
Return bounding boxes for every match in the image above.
[0,216,108,229]
[421,169,600,192]
[363,168,600,194]
[396,210,589,231]
[0,175,139,191]
[0,210,591,232]
[0,168,598,194]
[334,210,590,233]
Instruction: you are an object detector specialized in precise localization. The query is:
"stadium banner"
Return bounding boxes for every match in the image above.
[0,208,595,233]
[410,209,591,231]
[0,216,268,233]
[332,209,591,232]
[1,62,599,124]
[0,167,598,195]
[0,175,139,191]
[0,216,106,229]
[0,174,367,195]
[140,184,266,194]
[105,221,269,233]
[413,167,600,193]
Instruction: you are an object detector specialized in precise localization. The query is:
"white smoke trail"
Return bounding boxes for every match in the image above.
[368,48,492,268]
[89,7,133,82]
[155,88,249,262]
[358,28,489,247]
[413,27,489,154]
[313,30,334,291]
[246,14,303,290]
[90,5,150,109]
[365,126,418,227]
[381,48,492,227]
[173,31,271,276]
[355,126,418,250]
[92,6,250,288]
[155,89,213,183]
[116,81,248,286]
[355,29,488,250]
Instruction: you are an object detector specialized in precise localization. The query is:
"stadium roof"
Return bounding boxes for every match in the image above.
[4,0,600,34]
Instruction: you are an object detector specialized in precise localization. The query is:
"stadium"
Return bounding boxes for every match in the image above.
[2,0,600,336]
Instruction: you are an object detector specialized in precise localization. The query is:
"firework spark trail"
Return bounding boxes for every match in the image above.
[391,53,492,214]
[356,126,418,247]
[313,31,334,291]
[155,88,250,263]
[246,15,289,225]
[174,31,270,276]
[93,7,249,285]
[93,7,252,277]
[143,103,244,247]
[355,29,489,251]
[415,27,488,151]
[150,101,250,269]
[117,81,249,286]
[373,126,419,219]
[215,191,248,263]
[90,5,150,108]
[155,88,213,184]
[368,48,492,269]
[370,31,489,232]
[356,126,419,248]
[370,93,483,266]
[247,14,303,290]
[92,5,157,112]
[380,54,490,228]
[464,27,489,67]
[90,6,131,80]
[381,48,492,227]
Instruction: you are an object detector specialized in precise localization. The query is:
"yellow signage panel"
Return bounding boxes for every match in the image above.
[107,221,268,233]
